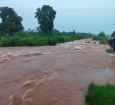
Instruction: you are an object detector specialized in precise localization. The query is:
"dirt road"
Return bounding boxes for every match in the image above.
[0,41,115,105]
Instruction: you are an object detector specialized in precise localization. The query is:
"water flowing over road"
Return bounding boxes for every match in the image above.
[0,39,114,105]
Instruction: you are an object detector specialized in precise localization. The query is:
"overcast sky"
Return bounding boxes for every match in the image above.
[1,0,115,34]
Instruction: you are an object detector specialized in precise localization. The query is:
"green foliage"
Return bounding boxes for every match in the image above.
[98,31,106,37]
[35,5,56,35]
[93,36,108,44]
[23,37,37,46]
[85,83,115,105]
[54,36,65,43]
[0,31,92,47]
[26,29,38,36]
[73,30,76,36]
[47,38,56,45]
[35,37,49,46]
[0,7,23,35]
[106,49,113,53]
[9,36,23,46]
[100,38,108,44]
[14,31,29,37]
[93,36,100,40]
[111,31,115,37]
[0,35,23,46]
[53,29,61,35]
[0,36,11,46]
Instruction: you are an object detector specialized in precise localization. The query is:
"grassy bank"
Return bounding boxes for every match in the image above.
[106,49,113,54]
[0,32,92,47]
[93,36,109,44]
[85,83,115,105]
[0,31,110,47]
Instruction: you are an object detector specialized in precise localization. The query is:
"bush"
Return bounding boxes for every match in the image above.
[23,37,36,46]
[35,37,48,46]
[0,35,23,46]
[98,31,106,37]
[93,36,100,40]
[14,31,29,37]
[0,32,93,47]
[100,38,108,44]
[111,31,115,37]
[85,83,115,105]
[93,36,108,44]
[106,49,113,53]
[54,36,65,43]
[47,38,57,45]
[0,37,11,46]
[9,36,23,46]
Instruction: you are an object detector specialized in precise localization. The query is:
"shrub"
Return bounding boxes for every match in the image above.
[23,37,36,46]
[14,31,29,37]
[0,35,23,46]
[0,32,93,47]
[93,36,108,44]
[93,36,100,40]
[98,31,106,37]
[100,38,108,44]
[47,38,57,45]
[9,35,23,46]
[35,37,48,46]
[85,83,115,105]
[111,31,115,37]
[54,36,65,43]
[106,49,113,53]
[0,37,11,46]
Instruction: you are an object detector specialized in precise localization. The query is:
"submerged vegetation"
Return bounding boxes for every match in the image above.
[85,83,115,105]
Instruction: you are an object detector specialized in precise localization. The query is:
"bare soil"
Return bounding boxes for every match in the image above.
[0,41,114,105]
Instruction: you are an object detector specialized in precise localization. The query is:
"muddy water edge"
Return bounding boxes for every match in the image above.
[0,44,114,105]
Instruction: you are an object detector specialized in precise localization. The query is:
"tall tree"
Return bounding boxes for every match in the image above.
[53,29,61,35]
[98,31,106,37]
[73,30,76,36]
[35,5,56,35]
[111,31,115,37]
[0,7,23,35]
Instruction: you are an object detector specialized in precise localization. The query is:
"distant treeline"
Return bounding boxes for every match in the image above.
[24,28,94,37]
[0,5,112,47]
[0,6,114,37]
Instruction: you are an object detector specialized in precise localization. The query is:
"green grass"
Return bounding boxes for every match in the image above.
[106,49,113,54]
[93,36,109,44]
[0,32,92,47]
[85,83,115,105]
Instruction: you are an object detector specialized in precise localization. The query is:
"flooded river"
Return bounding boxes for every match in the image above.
[0,39,114,105]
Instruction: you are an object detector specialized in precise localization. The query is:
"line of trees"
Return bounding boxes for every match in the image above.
[0,5,114,37]
[0,5,56,36]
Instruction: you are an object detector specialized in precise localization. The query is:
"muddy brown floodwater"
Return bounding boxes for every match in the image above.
[0,42,115,105]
